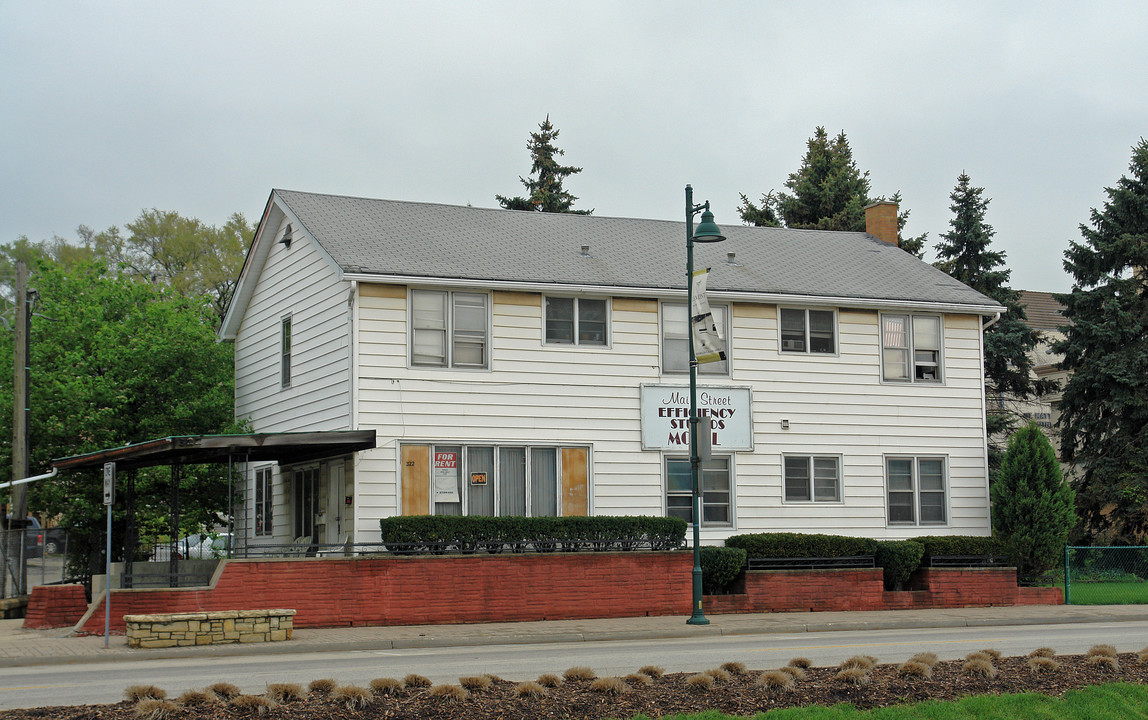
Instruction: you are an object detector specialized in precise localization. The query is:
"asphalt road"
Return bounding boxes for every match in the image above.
[3,620,1147,710]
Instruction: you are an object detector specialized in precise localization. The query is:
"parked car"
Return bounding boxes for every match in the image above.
[5,515,43,559]
[43,527,67,555]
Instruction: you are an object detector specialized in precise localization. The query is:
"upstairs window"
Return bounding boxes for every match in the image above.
[780,308,836,354]
[411,290,489,369]
[661,302,728,375]
[882,314,942,382]
[544,297,608,345]
[280,316,292,388]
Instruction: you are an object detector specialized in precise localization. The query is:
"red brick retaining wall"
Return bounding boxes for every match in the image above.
[77,552,693,634]
[23,584,89,629]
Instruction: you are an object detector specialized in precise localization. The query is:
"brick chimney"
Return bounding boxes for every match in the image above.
[865,201,899,247]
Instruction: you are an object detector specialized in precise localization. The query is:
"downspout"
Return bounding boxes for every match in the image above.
[979,311,1001,534]
[348,280,359,544]
[0,467,58,491]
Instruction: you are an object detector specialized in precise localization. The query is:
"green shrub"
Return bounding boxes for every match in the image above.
[875,540,924,590]
[700,546,746,594]
[379,515,686,554]
[916,534,1010,562]
[725,532,877,559]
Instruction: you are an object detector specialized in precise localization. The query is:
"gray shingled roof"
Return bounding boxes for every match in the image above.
[1018,290,1067,330]
[275,189,999,309]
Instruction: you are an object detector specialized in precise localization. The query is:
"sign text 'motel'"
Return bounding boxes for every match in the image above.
[639,385,753,451]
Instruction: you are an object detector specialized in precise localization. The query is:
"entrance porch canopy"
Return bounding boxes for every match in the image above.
[52,430,377,471]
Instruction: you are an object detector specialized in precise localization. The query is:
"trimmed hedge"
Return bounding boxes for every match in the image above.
[875,540,924,590]
[379,515,686,554]
[916,535,1010,563]
[700,546,747,594]
[725,532,877,559]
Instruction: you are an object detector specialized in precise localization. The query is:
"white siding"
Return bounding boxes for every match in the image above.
[350,289,992,543]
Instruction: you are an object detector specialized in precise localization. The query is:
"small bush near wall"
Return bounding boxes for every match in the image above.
[917,535,1010,563]
[725,532,878,559]
[875,540,925,590]
[379,516,686,554]
[700,546,747,594]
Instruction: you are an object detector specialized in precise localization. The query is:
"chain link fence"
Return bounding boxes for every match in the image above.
[1064,545,1148,604]
[1,528,72,599]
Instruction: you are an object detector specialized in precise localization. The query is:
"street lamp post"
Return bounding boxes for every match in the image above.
[684,184,725,626]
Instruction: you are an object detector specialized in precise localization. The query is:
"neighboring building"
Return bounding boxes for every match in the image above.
[219,191,1004,550]
[998,291,1068,456]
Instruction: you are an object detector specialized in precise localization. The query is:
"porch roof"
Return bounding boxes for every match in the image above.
[52,431,376,471]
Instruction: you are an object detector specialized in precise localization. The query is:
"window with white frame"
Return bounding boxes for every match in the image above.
[665,456,732,526]
[418,444,567,517]
[411,290,489,368]
[780,308,836,354]
[886,456,947,525]
[661,302,728,374]
[254,467,273,536]
[544,297,608,345]
[280,315,292,388]
[783,455,841,502]
[881,314,942,382]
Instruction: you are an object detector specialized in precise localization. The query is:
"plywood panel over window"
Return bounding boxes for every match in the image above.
[401,444,430,515]
[562,447,588,516]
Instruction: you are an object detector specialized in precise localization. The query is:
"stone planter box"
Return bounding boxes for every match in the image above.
[124,608,295,648]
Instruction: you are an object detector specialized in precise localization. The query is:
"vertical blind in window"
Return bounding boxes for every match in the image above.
[499,446,527,516]
[530,448,558,516]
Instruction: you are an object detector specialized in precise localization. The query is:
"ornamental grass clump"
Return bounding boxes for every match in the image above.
[331,685,373,710]
[840,656,876,671]
[836,666,871,685]
[515,681,547,698]
[686,673,715,692]
[625,673,653,687]
[308,678,337,695]
[265,683,304,703]
[721,661,748,675]
[637,665,665,678]
[961,658,998,679]
[979,648,1003,660]
[1029,647,1056,658]
[703,667,731,683]
[756,670,795,692]
[230,695,276,715]
[1087,654,1121,672]
[428,684,469,703]
[1028,656,1060,673]
[208,682,242,701]
[1088,644,1118,658]
[788,657,812,669]
[910,652,938,667]
[965,651,995,663]
[368,677,405,696]
[537,673,563,687]
[403,673,432,689]
[1139,647,1148,664]
[459,675,492,692]
[133,699,177,720]
[563,666,597,682]
[779,665,806,680]
[589,676,629,695]
[125,685,167,702]
[897,660,933,679]
[176,690,214,707]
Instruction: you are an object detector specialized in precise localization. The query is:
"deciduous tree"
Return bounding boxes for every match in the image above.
[1053,139,1148,540]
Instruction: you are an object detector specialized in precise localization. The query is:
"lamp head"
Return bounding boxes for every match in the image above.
[693,209,725,243]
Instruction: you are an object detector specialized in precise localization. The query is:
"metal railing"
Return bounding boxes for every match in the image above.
[1,528,71,598]
[1064,545,1148,604]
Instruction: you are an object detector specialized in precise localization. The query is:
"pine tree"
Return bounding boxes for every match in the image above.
[496,115,591,215]
[990,422,1076,579]
[1052,139,1148,540]
[739,127,927,255]
[934,173,1047,429]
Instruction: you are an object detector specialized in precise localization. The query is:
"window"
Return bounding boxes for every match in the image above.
[666,457,732,526]
[254,467,273,536]
[411,290,489,368]
[661,302,728,374]
[280,316,292,387]
[544,297,607,345]
[418,443,567,517]
[292,466,320,541]
[783,455,841,502]
[886,456,947,525]
[882,314,942,382]
[780,308,836,354]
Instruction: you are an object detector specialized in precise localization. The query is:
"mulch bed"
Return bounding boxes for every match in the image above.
[12,652,1148,719]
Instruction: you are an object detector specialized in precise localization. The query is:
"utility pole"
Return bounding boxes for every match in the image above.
[6,261,31,594]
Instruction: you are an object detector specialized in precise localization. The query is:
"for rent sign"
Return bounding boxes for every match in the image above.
[640,384,753,451]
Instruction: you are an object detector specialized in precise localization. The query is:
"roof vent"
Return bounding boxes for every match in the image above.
[727,252,738,265]
[280,223,293,249]
[580,244,591,257]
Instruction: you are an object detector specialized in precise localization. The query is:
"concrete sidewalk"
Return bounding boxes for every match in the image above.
[3,604,1147,668]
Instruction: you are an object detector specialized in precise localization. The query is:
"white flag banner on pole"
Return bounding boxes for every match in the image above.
[690,267,726,365]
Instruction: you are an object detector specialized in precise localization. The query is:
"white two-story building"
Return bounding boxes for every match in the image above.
[220,190,1003,550]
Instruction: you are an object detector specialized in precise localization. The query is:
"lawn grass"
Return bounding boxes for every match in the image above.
[1067,581,1148,604]
[622,682,1148,720]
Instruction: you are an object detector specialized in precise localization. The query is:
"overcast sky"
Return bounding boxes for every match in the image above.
[3,2,1145,293]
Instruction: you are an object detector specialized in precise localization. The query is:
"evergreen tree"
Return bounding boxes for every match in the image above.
[739,127,927,255]
[990,422,1076,578]
[934,172,1048,462]
[496,115,591,215]
[1052,139,1148,540]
